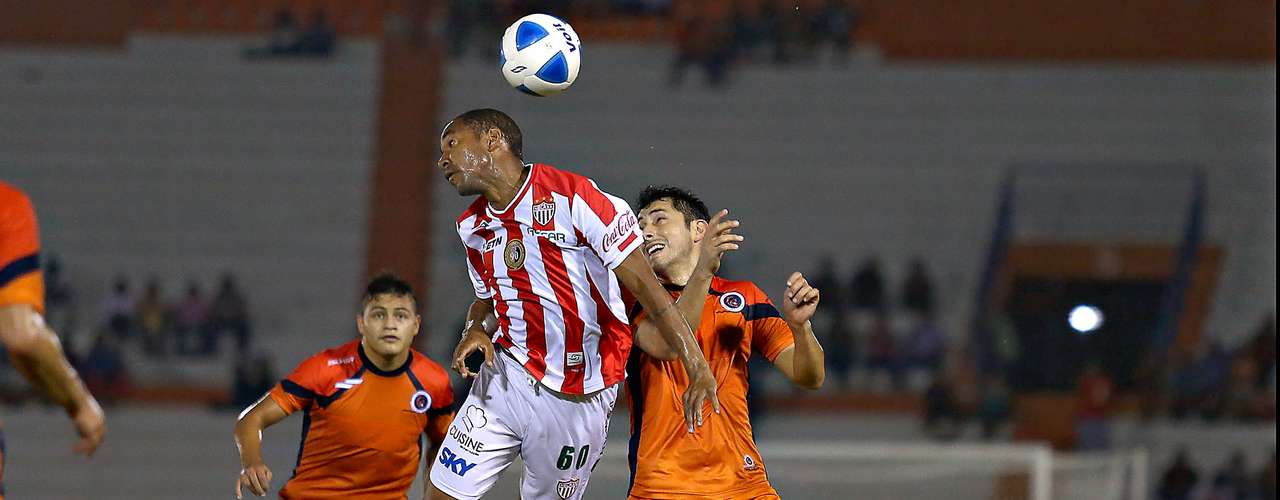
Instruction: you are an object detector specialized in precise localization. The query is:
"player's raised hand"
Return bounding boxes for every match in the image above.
[69,394,105,457]
[780,272,820,327]
[236,463,273,498]
[452,328,495,379]
[696,209,743,274]
[682,369,721,433]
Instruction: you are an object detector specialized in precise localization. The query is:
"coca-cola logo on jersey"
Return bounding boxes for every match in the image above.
[601,212,638,250]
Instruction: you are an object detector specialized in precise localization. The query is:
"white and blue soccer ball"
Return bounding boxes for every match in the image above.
[500,14,581,97]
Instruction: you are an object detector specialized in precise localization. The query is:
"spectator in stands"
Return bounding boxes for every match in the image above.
[1208,450,1253,500]
[901,257,935,317]
[267,9,301,55]
[82,333,129,406]
[864,316,899,389]
[906,315,945,375]
[204,274,251,355]
[977,375,1010,439]
[768,0,805,65]
[811,255,853,388]
[230,352,277,410]
[1074,361,1114,450]
[731,0,773,61]
[922,374,962,440]
[104,275,133,340]
[136,278,169,357]
[669,11,734,88]
[1195,342,1233,420]
[1248,314,1276,390]
[298,10,337,57]
[173,280,208,356]
[815,0,857,64]
[43,255,76,339]
[1259,450,1276,500]
[850,256,886,314]
[1158,447,1200,500]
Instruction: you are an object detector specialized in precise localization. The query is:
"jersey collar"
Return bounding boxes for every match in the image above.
[486,163,537,217]
[358,342,413,377]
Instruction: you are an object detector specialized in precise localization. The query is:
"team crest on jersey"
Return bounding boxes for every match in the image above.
[409,390,432,413]
[504,239,526,270]
[743,454,757,470]
[533,197,556,226]
[719,291,746,312]
[556,477,579,499]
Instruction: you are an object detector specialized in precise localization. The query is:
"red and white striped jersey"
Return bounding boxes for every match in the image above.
[456,163,643,395]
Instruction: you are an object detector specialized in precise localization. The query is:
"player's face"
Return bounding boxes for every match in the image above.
[437,121,491,196]
[357,294,420,359]
[638,199,699,273]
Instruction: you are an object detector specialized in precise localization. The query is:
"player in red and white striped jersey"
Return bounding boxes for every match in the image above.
[428,109,718,500]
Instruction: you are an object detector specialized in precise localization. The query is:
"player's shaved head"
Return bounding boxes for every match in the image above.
[636,185,710,225]
[362,273,419,313]
[453,108,523,159]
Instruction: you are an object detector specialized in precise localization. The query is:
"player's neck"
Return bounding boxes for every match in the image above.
[662,254,700,288]
[360,339,410,373]
[483,160,530,211]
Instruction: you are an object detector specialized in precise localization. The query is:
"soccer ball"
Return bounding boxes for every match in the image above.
[500,14,581,97]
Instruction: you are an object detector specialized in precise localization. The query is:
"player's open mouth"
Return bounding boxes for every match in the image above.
[645,242,666,256]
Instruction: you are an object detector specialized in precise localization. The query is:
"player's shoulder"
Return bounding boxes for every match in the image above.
[456,197,490,225]
[0,181,33,211]
[290,339,363,384]
[531,162,588,194]
[711,276,766,301]
[409,350,450,383]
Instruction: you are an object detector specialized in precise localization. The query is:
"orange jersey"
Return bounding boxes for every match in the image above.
[268,339,455,499]
[0,182,44,314]
[626,277,795,499]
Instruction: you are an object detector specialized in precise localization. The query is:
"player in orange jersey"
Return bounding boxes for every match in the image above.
[626,186,826,500]
[234,274,455,499]
[0,182,107,499]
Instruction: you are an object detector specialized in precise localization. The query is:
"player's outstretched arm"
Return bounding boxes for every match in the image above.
[235,394,288,498]
[772,272,826,390]
[452,298,497,378]
[615,249,721,432]
[633,209,742,360]
[0,304,105,456]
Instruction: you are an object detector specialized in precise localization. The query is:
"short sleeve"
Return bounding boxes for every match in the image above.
[416,358,456,443]
[267,355,331,415]
[746,284,795,362]
[463,246,494,300]
[571,179,643,269]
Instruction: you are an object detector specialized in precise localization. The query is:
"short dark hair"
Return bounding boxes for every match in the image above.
[454,108,523,159]
[362,273,419,313]
[635,185,710,224]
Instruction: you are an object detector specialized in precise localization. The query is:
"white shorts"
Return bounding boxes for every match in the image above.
[430,349,618,500]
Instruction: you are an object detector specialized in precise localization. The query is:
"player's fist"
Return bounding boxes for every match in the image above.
[69,394,105,457]
[780,272,819,327]
[452,328,495,379]
[696,209,743,274]
[236,463,273,498]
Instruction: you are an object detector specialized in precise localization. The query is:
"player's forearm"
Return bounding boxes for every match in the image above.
[4,320,92,412]
[787,321,825,389]
[675,265,715,331]
[234,417,267,466]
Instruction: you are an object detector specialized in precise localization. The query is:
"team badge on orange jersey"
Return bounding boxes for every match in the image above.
[719,291,745,312]
[533,197,556,226]
[409,390,432,413]
[556,477,579,499]
[504,239,526,270]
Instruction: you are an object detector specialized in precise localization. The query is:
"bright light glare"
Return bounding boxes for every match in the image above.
[1069,305,1104,334]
